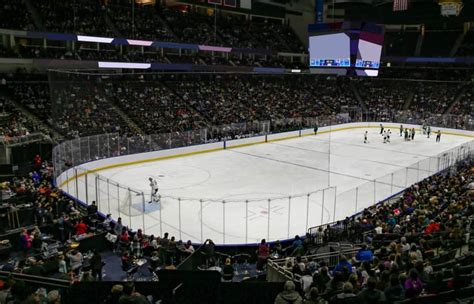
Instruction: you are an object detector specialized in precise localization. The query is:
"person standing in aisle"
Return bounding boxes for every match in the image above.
[436,130,441,142]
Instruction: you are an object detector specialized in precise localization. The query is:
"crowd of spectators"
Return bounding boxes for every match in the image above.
[35,0,112,36]
[50,77,136,138]
[409,82,463,114]
[356,79,413,115]
[272,157,474,303]
[0,97,42,140]
[8,82,51,123]
[0,2,33,31]
[108,4,175,41]
[107,79,207,134]
[1,72,473,141]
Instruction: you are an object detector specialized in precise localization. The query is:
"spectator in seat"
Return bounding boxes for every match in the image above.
[121,251,131,272]
[223,258,234,282]
[424,220,440,235]
[357,277,385,304]
[257,238,270,271]
[404,269,423,298]
[75,219,88,235]
[384,274,404,302]
[47,290,61,304]
[67,250,83,275]
[274,281,302,304]
[305,287,327,304]
[105,284,123,304]
[290,235,303,256]
[356,244,373,262]
[333,255,353,275]
[184,240,194,253]
[34,154,42,169]
[87,201,98,217]
[329,282,359,304]
[20,228,32,255]
[102,214,113,232]
[119,282,147,304]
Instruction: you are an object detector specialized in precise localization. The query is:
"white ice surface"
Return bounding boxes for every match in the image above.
[64,128,473,244]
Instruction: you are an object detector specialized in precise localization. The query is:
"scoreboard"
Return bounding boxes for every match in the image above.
[308,22,384,77]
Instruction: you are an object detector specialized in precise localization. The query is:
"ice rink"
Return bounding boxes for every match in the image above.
[63,127,473,244]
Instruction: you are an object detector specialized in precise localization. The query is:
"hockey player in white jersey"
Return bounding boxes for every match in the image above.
[364,131,368,144]
[148,177,161,204]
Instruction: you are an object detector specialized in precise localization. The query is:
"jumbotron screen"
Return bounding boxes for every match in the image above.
[308,22,384,77]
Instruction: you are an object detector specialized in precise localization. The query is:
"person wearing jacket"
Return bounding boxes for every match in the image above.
[355,244,373,262]
[333,255,353,275]
[274,281,303,304]
[357,277,385,304]
[384,274,404,303]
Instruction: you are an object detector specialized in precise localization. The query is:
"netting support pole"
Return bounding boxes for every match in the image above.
[65,169,70,194]
[73,169,79,201]
[178,198,182,241]
[107,179,111,214]
[305,194,310,231]
[321,189,325,225]
[107,134,111,158]
[96,135,100,160]
[333,187,337,222]
[85,173,89,204]
[87,137,91,161]
[222,200,226,244]
[142,192,146,234]
[159,196,163,237]
[267,199,271,241]
[355,187,359,213]
[95,175,99,204]
[287,196,291,239]
[70,141,74,166]
[200,200,203,243]
[245,200,249,244]
[128,188,132,228]
[117,184,121,218]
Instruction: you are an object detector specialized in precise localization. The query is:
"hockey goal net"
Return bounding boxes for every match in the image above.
[118,188,145,217]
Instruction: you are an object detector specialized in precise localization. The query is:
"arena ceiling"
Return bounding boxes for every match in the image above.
[334,0,474,24]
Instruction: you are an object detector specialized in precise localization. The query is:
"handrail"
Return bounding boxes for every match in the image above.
[267,245,361,282]
[0,271,71,288]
